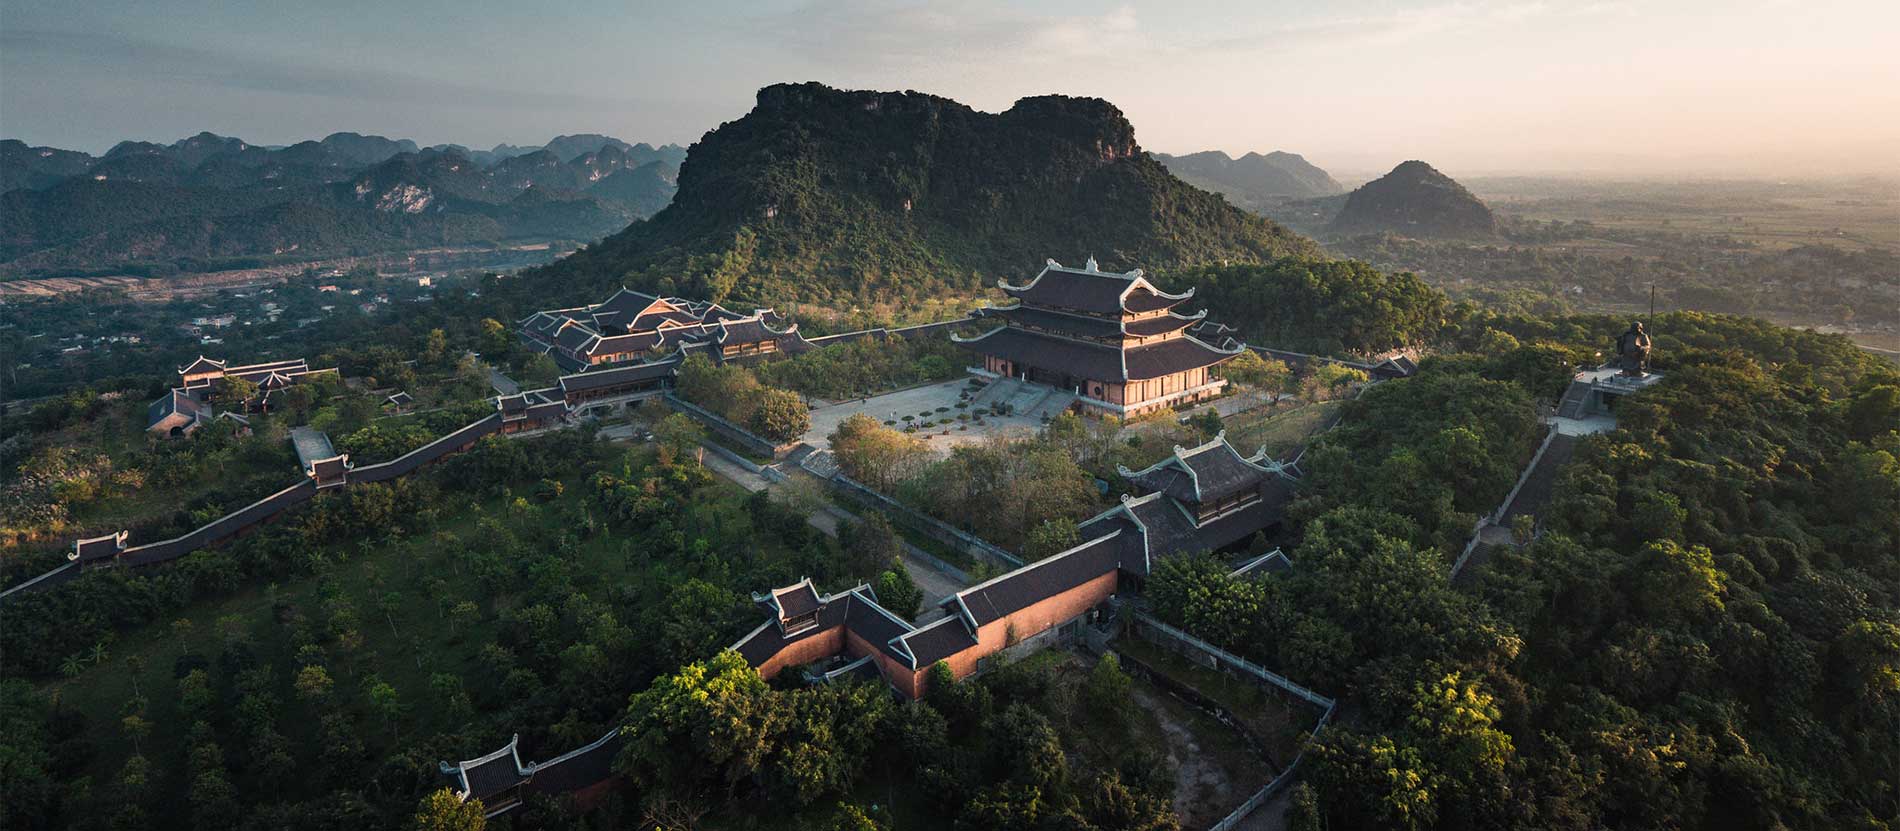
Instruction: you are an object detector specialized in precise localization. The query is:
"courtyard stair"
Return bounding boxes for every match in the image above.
[1556,379,1592,419]
[973,377,1023,410]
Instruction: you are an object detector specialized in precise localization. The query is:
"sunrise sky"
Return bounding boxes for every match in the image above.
[4,0,1896,177]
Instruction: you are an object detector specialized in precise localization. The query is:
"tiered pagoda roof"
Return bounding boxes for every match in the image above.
[954,258,1244,384]
[996,258,1194,316]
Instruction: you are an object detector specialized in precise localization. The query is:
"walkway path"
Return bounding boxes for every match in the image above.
[487,366,521,396]
[605,428,970,623]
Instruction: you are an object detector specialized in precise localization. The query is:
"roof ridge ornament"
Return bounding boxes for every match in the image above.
[1085,255,1099,272]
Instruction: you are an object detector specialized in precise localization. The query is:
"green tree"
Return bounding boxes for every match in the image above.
[841,512,903,581]
[875,560,925,620]
[1145,553,1264,649]
[617,650,787,801]
[1024,518,1081,561]
[652,412,707,463]
[749,387,810,442]
[412,787,486,831]
[1084,653,1133,732]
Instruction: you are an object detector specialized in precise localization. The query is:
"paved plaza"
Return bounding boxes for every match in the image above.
[799,375,1076,451]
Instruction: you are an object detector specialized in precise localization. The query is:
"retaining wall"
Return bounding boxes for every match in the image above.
[662,394,795,459]
[828,473,1023,571]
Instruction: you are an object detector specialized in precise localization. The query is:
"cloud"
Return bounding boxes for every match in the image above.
[0,28,653,111]
[1194,0,1632,53]
[742,1,1144,74]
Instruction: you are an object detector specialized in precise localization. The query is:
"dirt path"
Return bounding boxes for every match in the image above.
[1131,684,1250,828]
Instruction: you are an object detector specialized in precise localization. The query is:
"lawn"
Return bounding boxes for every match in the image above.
[1223,399,1346,461]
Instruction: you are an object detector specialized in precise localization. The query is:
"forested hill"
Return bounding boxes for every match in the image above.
[1329,160,1499,240]
[0,134,685,278]
[1151,150,1346,211]
[528,82,1320,309]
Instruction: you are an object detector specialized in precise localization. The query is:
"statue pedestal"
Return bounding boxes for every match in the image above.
[1555,366,1665,426]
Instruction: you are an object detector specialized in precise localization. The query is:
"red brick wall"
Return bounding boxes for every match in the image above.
[923,569,1118,694]
[755,626,846,680]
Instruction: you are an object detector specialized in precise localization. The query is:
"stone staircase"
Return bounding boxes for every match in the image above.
[1028,389,1077,420]
[1556,379,1592,419]
[1006,381,1047,413]
[972,378,1022,409]
[800,448,840,479]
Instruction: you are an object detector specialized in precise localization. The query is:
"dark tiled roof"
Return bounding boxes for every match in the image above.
[146,389,203,428]
[553,323,598,352]
[586,332,661,357]
[956,326,1123,381]
[1080,476,1296,575]
[1122,287,1186,313]
[1124,336,1242,381]
[1121,435,1271,504]
[953,533,1123,627]
[981,305,1121,340]
[1124,312,1203,338]
[527,732,623,796]
[591,288,664,320]
[897,617,979,669]
[71,531,128,563]
[178,356,225,373]
[957,326,1241,383]
[771,579,823,620]
[843,589,913,658]
[455,738,529,799]
[556,358,678,394]
[1000,262,1182,315]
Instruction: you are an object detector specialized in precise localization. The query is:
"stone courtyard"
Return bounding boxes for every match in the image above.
[799,375,1080,451]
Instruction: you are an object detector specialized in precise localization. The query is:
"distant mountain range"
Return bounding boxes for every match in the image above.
[0,132,687,277]
[1328,160,1498,240]
[534,82,1318,308]
[1150,150,1345,211]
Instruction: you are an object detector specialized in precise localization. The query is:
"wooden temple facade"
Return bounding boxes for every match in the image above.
[954,258,1246,416]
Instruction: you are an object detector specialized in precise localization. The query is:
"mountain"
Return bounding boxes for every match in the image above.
[317,132,421,166]
[0,140,96,190]
[586,161,677,217]
[534,82,1319,307]
[0,132,684,277]
[1151,150,1345,211]
[1328,160,1498,239]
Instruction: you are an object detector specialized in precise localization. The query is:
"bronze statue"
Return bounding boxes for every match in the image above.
[1615,321,1652,376]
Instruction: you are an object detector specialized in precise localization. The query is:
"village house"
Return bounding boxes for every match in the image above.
[954,258,1246,416]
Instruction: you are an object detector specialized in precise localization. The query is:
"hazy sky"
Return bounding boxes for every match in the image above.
[4,0,1896,177]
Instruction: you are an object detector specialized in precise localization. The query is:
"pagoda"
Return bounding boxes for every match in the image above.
[954,258,1245,416]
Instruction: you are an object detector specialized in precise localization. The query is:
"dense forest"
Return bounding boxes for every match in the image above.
[1159,259,1449,356]
[532,83,1319,311]
[1142,312,1900,830]
[1338,231,1900,329]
